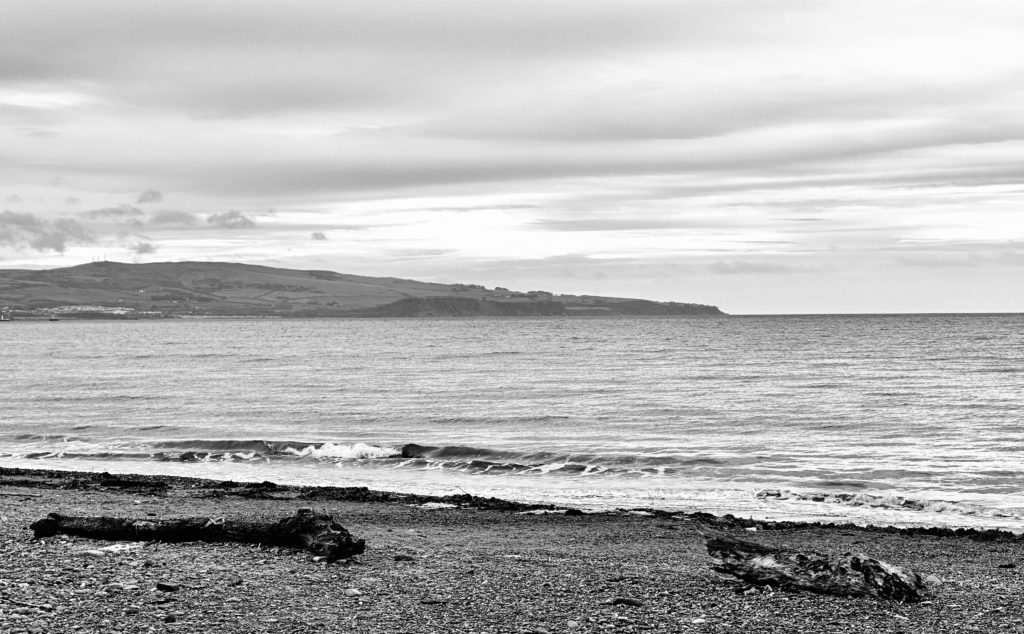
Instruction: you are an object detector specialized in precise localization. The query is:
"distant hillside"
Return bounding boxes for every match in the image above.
[0,261,725,318]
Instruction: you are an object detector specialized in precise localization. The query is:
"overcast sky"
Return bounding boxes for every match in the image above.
[2,1,1023,313]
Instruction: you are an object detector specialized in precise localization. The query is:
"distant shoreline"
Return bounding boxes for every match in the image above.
[0,260,724,318]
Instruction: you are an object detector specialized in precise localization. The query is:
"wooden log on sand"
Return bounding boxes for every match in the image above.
[698,524,927,602]
[30,508,365,561]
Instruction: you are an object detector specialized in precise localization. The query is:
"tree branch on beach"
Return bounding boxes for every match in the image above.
[30,508,365,561]
[698,524,929,602]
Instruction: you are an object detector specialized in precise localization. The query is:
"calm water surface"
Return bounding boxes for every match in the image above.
[2,315,1023,529]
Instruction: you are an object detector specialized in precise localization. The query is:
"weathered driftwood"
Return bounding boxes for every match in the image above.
[698,524,927,602]
[30,508,365,561]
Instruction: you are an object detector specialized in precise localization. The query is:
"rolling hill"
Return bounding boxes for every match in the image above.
[0,261,724,318]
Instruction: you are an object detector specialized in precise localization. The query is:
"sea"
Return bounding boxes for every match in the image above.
[2,314,1023,531]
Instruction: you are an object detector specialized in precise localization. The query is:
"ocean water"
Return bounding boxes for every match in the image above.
[2,314,1023,530]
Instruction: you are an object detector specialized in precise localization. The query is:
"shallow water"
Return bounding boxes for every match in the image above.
[2,314,1023,529]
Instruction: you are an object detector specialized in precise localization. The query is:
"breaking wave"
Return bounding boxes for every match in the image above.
[756,488,1022,520]
[7,439,1024,527]
[9,438,728,478]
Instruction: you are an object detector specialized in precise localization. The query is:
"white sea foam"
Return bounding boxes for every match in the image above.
[283,442,399,460]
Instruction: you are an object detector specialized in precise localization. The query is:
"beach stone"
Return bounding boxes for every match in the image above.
[163,614,177,623]
[394,554,415,562]
[609,597,644,607]
[156,582,180,592]
[343,588,362,597]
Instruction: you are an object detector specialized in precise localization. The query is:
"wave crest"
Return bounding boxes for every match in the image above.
[756,488,1020,519]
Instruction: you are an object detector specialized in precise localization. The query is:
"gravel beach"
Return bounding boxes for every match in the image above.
[2,468,1023,633]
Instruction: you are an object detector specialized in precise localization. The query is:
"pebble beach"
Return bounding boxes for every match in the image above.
[2,467,1023,633]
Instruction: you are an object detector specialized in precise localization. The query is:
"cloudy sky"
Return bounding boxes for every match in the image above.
[2,1,1023,313]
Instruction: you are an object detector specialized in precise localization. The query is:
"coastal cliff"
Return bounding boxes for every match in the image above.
[0,261,725,318]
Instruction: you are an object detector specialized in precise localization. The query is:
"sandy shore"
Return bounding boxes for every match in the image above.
[2,468,1023,633]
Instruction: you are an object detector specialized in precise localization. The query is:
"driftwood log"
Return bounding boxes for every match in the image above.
[30,508,365,561]
[699,525,927,602]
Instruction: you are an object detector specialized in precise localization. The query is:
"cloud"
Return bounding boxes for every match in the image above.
[136,189,163,204]
[131,241,157,254]
[0,1,721,117]
[0,211,93,253]
[206,210,255,229]
[5,194,23,203]
[0,210,45,234]
[27,233,71,252]
[147,210,198,226]
[53,218,91,241]
[531,217,706,232]
[311,231,328,240]
[83,205,143,219]
[707,260,802,275]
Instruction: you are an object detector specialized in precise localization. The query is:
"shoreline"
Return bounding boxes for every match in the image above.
[3,466,1024,632]
[2,467,1024,540]
[2,465,1021,541]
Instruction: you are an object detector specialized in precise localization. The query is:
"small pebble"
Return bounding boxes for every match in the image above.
[344,588,362,597]
[156,582,180,592]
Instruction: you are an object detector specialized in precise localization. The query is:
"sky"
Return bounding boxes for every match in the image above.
[2,1,1024,314]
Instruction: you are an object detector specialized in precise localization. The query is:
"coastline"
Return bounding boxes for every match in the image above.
[3,467,1024,632]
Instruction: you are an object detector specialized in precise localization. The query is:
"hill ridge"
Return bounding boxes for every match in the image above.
[0,261,725,318]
